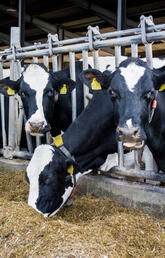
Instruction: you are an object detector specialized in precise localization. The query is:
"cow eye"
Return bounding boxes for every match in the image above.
[108,89,119,100]
[47,90,54,97]
[20,91,26,98]
[144,91,154,100]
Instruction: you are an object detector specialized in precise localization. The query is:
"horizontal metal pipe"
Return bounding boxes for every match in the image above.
[105,166,165,182]
[1,30,165,62]
[1,23,165,57]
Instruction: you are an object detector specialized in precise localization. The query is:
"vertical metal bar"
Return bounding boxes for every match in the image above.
[82,50,89,108]
[118,141,124,168]
[69,52,76,121]
[131,44,138,57]
[52,55,58,72]
[145,43,153,69]
[18,0,25,67]
[43,55,52,144]
[117,0,127,55]
[134,150,141,171]
[8,27,21,157]
[24,115,33,154]
[33,56,38,63]
[93,50,99,69]
[115,46,121,67]
[0,62,7,148]
[43,55,49,70]
[32,56,41,146]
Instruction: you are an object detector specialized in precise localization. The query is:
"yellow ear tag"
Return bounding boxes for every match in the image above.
[67,164,74,175]
[159,84,165,92]
[7,87,15,96]
[54,135,63,147]
[60,84,67,94]
[91,78,102,90]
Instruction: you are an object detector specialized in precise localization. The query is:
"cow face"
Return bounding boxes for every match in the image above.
[25,144,78,217]
[108,58,165,149]
[0,63,75,136]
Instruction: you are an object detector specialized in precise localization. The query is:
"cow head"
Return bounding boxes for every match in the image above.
[25,144,78,217]
[0,63,75,136]
[108,57,165,149]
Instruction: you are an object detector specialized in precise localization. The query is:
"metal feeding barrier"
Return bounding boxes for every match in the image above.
[0,15,165,184]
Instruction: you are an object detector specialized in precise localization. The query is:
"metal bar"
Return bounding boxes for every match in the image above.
[108,166,165,182]
[145,43,153,69]
[115,46,121,67]
[43,55,49,70]
[2,29,165,62]
[69,52,76,121]
[118,141,124,168]
[0,62,7,148]
[131,43,138,57]
[1,23,165,57]
[52,55,58,72]
[93,50,99,69]
[82,50,89,108]
[33,56,38,63]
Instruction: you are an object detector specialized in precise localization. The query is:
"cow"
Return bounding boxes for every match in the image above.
[107,57,165,172]
[25,68,118,217]
[0,61,88,138]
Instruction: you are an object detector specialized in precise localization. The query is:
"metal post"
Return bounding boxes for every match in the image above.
[145,43,153,69]
[0,62,7,148]
[18,0,25,66]
[82,50,89,108]
[118,141,124,168]
[43,55,49,70]
[117,0,127,55]
[33,56,38,63]
[131,43,138,57]
[52,55,58,72]
[115,46,121,67]
[93,50,100,69]
[69,52,76,121]
[6,27,21,158]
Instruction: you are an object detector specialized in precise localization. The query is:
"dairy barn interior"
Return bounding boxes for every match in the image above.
[0,0,165,257]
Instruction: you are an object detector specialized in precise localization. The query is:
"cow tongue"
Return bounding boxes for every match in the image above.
[123,142,137,148]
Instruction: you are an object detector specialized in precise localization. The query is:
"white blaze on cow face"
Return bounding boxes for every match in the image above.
[120,63,145,92]
[126,119,133,130]
[27,144,54,212]
[23,64,49,132]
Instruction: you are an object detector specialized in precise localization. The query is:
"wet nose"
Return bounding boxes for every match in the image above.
[117,126,140,138]
[29,121,45,129]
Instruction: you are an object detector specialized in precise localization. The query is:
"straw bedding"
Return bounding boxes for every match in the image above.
[0,170,165,257]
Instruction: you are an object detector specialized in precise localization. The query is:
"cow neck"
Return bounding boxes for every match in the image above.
[61,91,115,161]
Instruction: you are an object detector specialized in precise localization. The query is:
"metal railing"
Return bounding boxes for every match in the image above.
[0,15,165,184]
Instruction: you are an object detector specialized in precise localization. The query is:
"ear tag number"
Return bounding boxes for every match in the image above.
[7,87,15,95]
[54,135,63,147]
[67,164,74,175]
[91,78,102,90]
[159,84,165,92]
[60,84,67,94]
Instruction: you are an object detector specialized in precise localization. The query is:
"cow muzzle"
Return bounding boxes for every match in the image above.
[117,126,144,150]
[29,121,50,136]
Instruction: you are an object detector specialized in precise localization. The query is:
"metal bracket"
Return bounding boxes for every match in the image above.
[47,33,59,56]
[87,26,100,51]
[139,15,161,45]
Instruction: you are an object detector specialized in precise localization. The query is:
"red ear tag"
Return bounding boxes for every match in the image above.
[152,99,157,109]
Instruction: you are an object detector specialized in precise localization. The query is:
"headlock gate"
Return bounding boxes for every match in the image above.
[0,15,165,185]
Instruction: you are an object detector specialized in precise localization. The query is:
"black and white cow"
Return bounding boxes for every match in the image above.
[107,57,165,172]
[0,61,87,137]
[25,68,117,217]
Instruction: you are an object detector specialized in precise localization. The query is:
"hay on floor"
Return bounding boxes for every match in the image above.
[0,170,165,257]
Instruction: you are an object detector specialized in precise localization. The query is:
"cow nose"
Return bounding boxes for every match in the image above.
[117,126,140,138]
[29,121,45,129]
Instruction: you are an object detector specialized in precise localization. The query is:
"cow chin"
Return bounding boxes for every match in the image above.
[26,122,51,136]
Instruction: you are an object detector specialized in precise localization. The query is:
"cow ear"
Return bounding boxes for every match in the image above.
[152,67,165,91]
[51,71,76,95]
[0,77,20,96]
[80,69,112,92]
